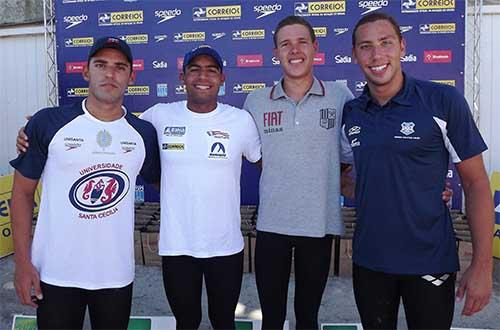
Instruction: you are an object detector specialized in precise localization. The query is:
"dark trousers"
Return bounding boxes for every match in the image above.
[36,281,133,330]
[255,230,333,330]
[162,250,244,330]
[353,263,456,330]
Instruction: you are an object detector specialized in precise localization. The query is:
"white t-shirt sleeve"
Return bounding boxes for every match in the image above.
[340,124,354,164]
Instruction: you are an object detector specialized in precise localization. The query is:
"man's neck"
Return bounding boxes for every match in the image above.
[186,100,218,114]
[368,72,404,107]
[85,97,124,122]
[282,74,314,102]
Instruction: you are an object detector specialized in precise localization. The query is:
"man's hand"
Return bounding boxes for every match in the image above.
[456,261,492,316]
[14,260,42,308]
[16,126,29,154]
[340,164,355,199]
[442,181,453,206]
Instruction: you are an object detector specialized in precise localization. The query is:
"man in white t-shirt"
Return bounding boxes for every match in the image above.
[10,37,160,329]
[140,45,261,329]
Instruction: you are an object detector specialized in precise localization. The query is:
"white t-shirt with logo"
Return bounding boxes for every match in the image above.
[10,100,160,289]
[140,101,261,257]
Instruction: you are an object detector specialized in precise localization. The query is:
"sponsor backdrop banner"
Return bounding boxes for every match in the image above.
[56,0,465,207]
[0,175,41,258]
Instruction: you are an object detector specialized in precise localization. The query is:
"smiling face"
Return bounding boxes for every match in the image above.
[83,48,135,106]
[352,19,405,99]
[180,54,225,113]
[274,23,318,81]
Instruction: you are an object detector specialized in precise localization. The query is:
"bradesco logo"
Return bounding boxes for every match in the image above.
[313,27,327,37]
[314,53,325,65]
[63,14,88,29]
[98,11,144,26]
[193,5,241,21]
[424,50,452,63]
[155,8,182,24]
[133,59,144,71]
[69,169,129,213]
[419,23,456,34]
[401,0,455,13]
[173,32,205,43]
[237,55,264,67]
[65,37,93,47]
[67,88,89,97]
[254,3,282,19]
[232,29,265,40]
[358,0,388,15]
[294,1,346,16]
[233,83,266,94]
[66,61,87,73]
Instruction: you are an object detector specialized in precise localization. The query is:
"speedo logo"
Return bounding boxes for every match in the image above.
[212,32,226,40]
[333,27,348,36]
[400,25,413,33]
[294,1,346,16]
[419,23,456,34]
[232,29,265,40]
[63,14,88,29]
[254,3,282,19]
[193,5,241,21]
[155,8,182,24]
[358,0,388,15]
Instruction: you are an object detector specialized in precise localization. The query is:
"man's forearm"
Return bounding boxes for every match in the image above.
[11,182,36,265]
[463,176,494,267]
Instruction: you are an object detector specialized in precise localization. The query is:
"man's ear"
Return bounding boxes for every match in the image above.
[128,70,136,85]
[82,64,90,82]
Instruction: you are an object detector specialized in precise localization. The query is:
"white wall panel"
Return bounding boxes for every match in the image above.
[0,25,47,175]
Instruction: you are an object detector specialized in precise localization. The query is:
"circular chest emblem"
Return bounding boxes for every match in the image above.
[69,169,130,212]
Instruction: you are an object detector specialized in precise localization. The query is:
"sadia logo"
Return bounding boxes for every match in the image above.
[69,169,129,212]
[63,14,88,29]
[294,1,346,16]
[358,0,388,15]
[98,11,144,26]
[155,8,182,24]
[193,5,241,21]
[152,60,168,69]
[334,55,352,64]
[400,54,417,62]
[419,23,456,34]
[65,37,93,47]
[254,3,282,19]
[401,0,455,13]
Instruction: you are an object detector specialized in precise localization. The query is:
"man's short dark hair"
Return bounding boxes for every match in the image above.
[273,15,316,47]
[352,12,402,46]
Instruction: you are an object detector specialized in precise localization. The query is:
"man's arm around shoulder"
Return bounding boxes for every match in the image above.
[11,171,43,307]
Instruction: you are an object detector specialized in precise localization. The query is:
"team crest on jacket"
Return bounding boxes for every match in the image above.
[400,122,415,136]
[319,108,336,129]
[69,169,130,212]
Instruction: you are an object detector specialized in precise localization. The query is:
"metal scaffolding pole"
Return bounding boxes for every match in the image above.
[466,0,483,125]
[43,0,58,107]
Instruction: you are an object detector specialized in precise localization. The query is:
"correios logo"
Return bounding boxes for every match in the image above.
[69,169,129,212]
[155,8,182,23]
[358,0,388,15]
[63,14,88,29]
[254,3,282,19]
